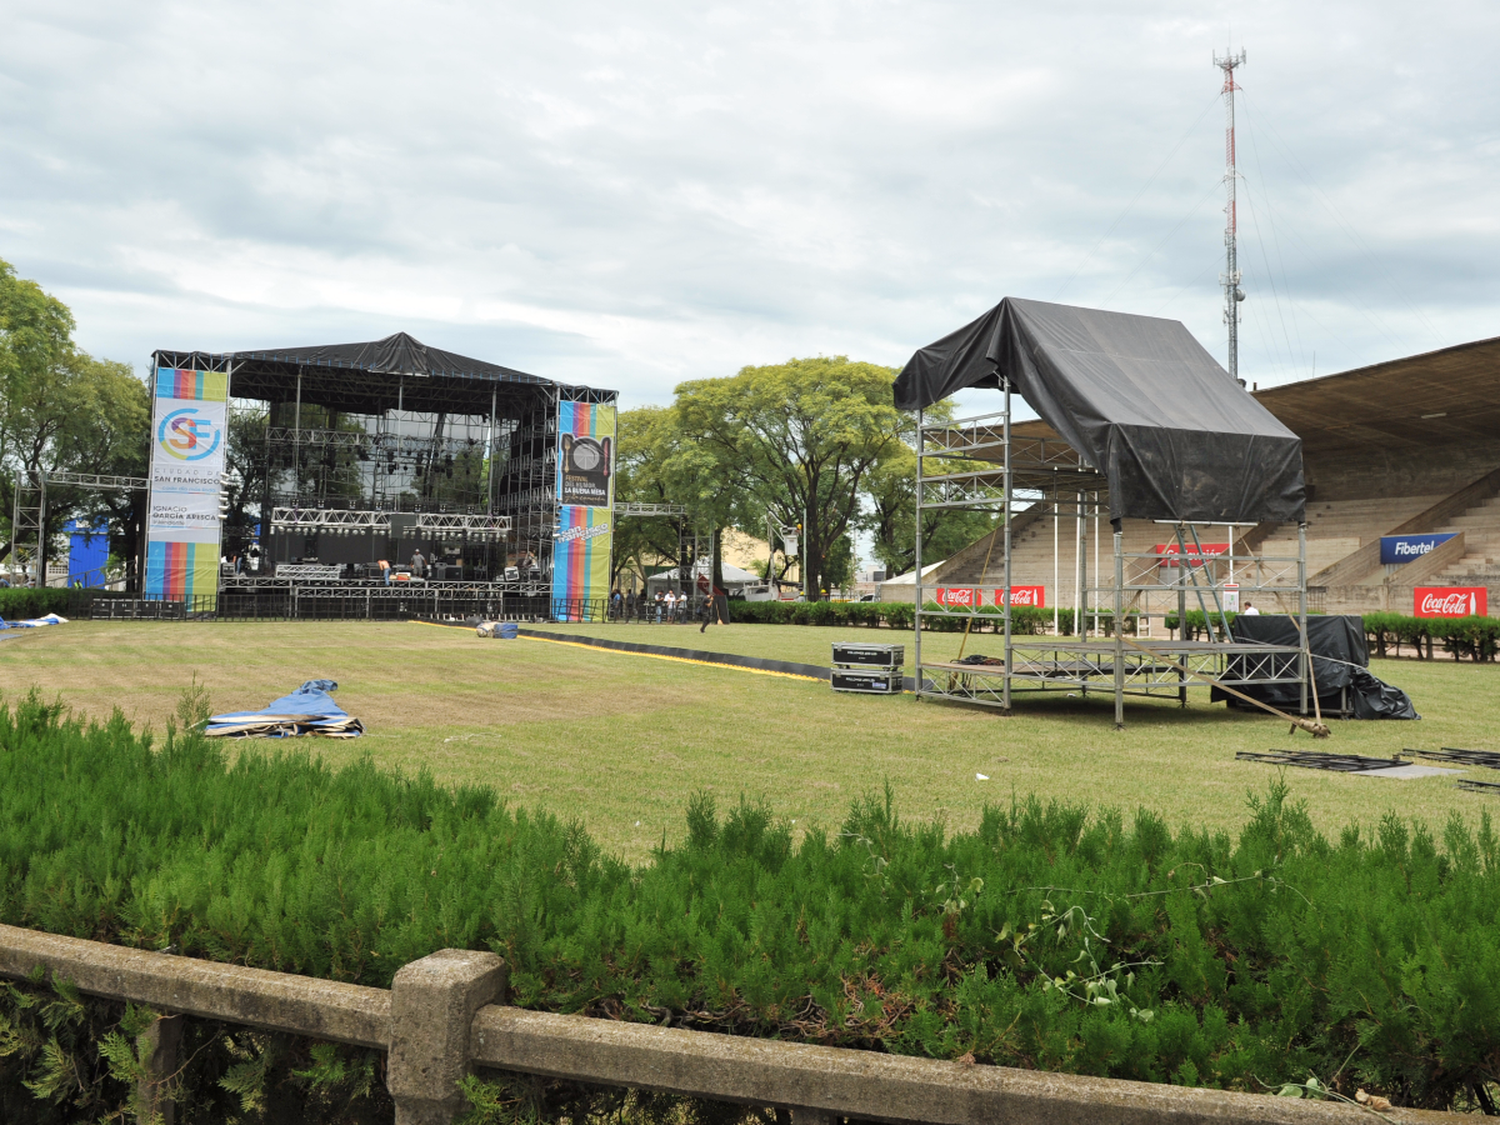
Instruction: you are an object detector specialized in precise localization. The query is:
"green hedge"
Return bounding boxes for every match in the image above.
[0,587,98,621]
[1153,609,1498,661]
[3,690,1500,1118]
[1363,612,1500,663]
[731,601,1089,634]
[729,599,915,629]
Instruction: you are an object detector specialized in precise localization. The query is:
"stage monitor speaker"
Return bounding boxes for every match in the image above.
[831,642,905,669]
[830,669,902,694]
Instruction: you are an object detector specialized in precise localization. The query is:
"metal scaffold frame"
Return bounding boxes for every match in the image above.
[9,470,148,587]
[912,380,1313,729]
[612,502,714,597]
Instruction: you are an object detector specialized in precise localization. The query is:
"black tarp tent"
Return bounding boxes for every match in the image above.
[893,298,1305,524]
[157,331,611,416]
[229,332,549,385]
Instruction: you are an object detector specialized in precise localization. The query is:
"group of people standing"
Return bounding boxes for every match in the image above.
[610,582,729,632]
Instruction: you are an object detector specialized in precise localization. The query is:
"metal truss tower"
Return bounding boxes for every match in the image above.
[1215,47,1247,385]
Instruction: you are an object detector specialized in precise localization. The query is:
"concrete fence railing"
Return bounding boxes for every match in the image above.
[0,923,1454,1125]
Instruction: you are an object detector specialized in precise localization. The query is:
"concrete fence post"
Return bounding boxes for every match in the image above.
[388,950,507,1125]
[135,1012,183,1125]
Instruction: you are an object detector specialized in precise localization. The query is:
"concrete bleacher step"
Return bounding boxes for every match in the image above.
[1423,493,1500,581]
[934,482,1500,607]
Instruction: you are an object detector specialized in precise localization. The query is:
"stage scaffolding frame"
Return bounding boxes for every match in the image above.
[912,380,1313,729]
[9,469,148,587]
[613,502,713,598]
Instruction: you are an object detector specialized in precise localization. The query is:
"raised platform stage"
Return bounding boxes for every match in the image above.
[917,638,1309,712]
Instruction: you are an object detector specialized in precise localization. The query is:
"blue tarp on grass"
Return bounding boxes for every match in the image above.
[205,679,364,738]
[0,613,68,629]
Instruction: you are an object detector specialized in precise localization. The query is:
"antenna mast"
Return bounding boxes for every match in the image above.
[1215,46,1247,385]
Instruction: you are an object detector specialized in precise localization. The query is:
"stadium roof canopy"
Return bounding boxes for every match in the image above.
[154,331,613,416]
[994,333,1500,493]
[1252,336,1500,458]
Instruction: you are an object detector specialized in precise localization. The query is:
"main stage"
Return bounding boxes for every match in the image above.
[143,332,620,619]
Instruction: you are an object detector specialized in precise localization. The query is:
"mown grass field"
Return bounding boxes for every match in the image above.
[3,618,1496,862]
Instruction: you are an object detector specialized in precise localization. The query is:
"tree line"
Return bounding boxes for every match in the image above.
[0,258,149,585]
[1,261,992,595]
[613,357,994,600]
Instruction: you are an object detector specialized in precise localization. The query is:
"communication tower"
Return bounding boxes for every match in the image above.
[1215,47,1247,384]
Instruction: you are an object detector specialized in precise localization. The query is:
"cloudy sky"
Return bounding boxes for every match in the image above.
[3,0,1497,410]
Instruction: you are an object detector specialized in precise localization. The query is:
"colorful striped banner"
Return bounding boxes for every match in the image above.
[144,541,218,603]
[551,505,611,611]
[154,367,228,403]
[145,367,227,608]
[551,400,616,619]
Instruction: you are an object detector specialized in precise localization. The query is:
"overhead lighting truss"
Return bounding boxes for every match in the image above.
[616,502,688,516]
[270,507,513,540]
[273,507,391,533]
[415,512,512,538]
[265,427,495,459]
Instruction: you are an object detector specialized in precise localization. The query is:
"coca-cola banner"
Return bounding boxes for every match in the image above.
[982,586,1047,608]
[1156,543,1230,567]
[932,587,978,609]
[931,586,1048,609]
[1414,587,1488,618]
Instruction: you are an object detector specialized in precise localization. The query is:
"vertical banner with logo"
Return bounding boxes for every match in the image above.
[551,399,616,618]
[144,368,229,605]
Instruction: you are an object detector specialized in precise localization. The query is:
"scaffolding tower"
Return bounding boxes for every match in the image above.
[912,380,1312,728]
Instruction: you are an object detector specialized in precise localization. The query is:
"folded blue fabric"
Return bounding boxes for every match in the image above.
[0,613,68,630]
[206,680,362,738]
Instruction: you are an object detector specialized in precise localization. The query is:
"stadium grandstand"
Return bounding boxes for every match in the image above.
[892,335,1500,617]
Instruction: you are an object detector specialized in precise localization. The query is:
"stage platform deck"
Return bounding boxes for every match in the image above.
[918,637,1308,704]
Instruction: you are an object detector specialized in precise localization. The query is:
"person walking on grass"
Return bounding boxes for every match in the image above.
[700,583,729,633]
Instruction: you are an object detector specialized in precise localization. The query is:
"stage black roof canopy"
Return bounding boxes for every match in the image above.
[155,332,614,416]
[894,298,1306,525]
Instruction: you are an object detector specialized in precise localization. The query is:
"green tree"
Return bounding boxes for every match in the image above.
[611,405,688,591]
[0,259,148,581]
[0,259,75,570]
[674,357,899,601]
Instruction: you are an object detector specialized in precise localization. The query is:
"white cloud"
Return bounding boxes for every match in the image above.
[2,0,1498,408]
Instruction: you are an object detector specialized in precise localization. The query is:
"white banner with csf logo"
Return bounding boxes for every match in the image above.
[144,369,229,602]
[148,397,228,539]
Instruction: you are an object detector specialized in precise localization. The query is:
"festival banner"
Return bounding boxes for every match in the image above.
[144,368,228,604]
[551,400,616,617]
